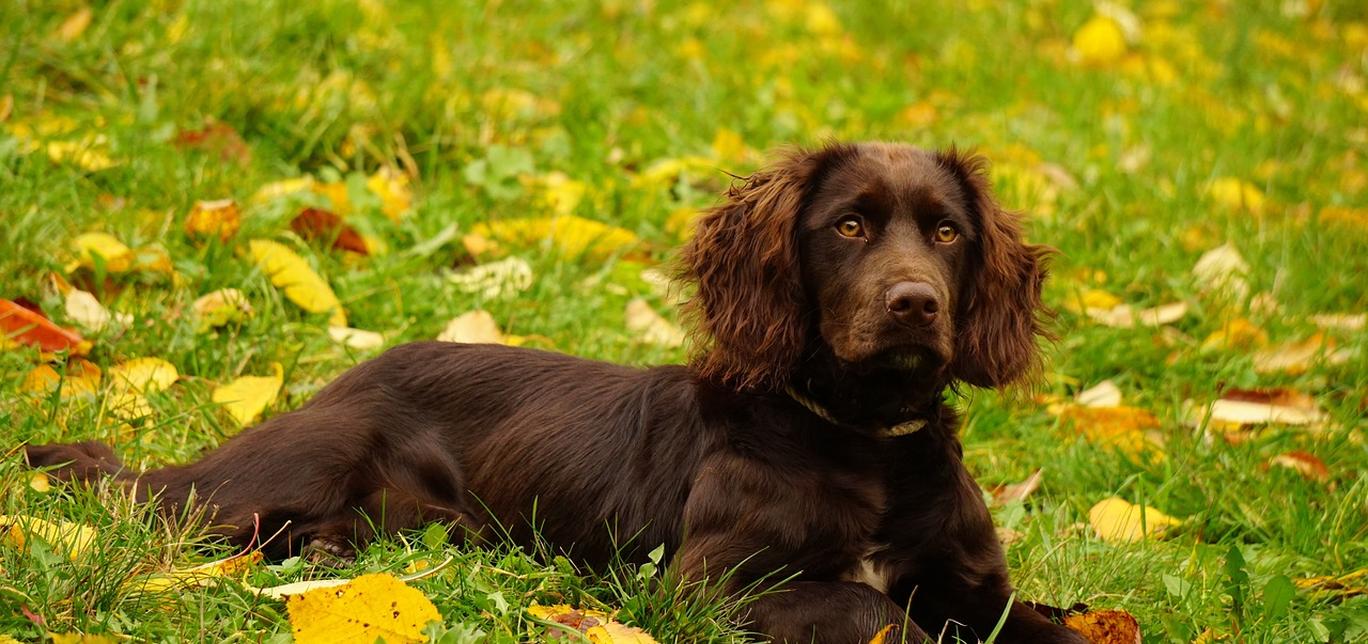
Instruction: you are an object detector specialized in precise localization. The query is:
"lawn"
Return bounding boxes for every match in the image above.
[1,0,1366,642]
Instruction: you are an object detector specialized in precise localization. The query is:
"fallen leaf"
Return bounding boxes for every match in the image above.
[1088,497,1182,543]
[68,232,133,273]
[54,6,93,42]
[527,604,660,644]
[446,257,533,299]
[184,199,241,242]
[211,363,283,426]
[1309,313,1365,332]
[1196,387,1328,427]
[1192,244,1250,302]
[1252,333,1351,374]
[1087,302,1188,328]
[1295,569,1367,599]
[1201,318,1267,351]
[328,326,385,350]
[1,514,97,559]
[21,359,101,397]
[436,310,504,344]
[286,573,440,644]
[29,473,50,493]
[1207,177,1266,213]
[625,298,685,348]
[466,216,641,261]
[47,634,113,644]
[290,207,368,255]
[247,239,347,327]
[991,469,1044,506]
[1077,380,1122,408]
[1073,15,1128,66]
[1063,609,1142,643]
[127,551,263,595]
[1,298,90,354]
[1268,451,1330,482]
[193,288,254,332]
[367,166,413,222]
[108,357,178,394]
[65,289,129,333]
[1057,406,1163,458]
[174,121,250,165]
[536,172,587,217]
[251,177,316,204]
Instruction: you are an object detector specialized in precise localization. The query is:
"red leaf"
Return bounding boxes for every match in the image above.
[290,207,369,255]
[175,121,251,165]
[1,298,89,354]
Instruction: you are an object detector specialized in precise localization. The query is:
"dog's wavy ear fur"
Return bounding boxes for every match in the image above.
[937,148,1051,388]
[681,148,829,391]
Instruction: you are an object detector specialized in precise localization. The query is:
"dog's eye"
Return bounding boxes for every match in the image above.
[934,222,959,244]
[835,217,865,239]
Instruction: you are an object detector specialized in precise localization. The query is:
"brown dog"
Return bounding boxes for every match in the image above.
[28,142,1084,643]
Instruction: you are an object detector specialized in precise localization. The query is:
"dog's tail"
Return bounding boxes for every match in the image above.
[24,441,133,485]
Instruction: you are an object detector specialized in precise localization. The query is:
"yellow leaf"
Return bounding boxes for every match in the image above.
[193,288,254,332]
[286,573,440,644]
[436,310,505,344]
[247,239,347,327]
[711,128,749,163]
[48,635,114,644]
[1295,569,1367,599]
[665,207,700,241]
[46,138,116,172]
[1073,16,1127,66]
[527,604,659,644]
[109,357,178,394]
[367,166,413,222]
[70,232,133,273]
[1088,497,1182,543]
[54,7,94,42]
[251,176,316,204]
[1207,177,1266,213]
[21,359,101,397]
[29,472,51,493]
[869,624,897,644]
[2,514,98,559]
[1201,318,1267,351]
[211,363,283,426]
[22,364,60,393]
[184,198,241,241]
[625,299,684,348]
[467,216,640,261]
[108,390,153,420]
[587,622,660,644]
[126,551,263,595]
[537,172,587,217]
[1057,405,1163,458]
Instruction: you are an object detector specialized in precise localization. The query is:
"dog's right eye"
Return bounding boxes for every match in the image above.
[835,217,865,239]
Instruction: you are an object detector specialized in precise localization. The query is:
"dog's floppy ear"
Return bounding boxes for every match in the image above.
[937,148,1051,388]
[680,148,828,391]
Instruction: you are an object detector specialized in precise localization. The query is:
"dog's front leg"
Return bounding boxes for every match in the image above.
[742,580,929,643]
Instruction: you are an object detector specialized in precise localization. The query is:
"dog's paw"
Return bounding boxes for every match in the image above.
[303,537,356,566]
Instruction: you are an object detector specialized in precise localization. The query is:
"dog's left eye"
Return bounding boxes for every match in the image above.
[934,222,959,244]
[835,217,866,239]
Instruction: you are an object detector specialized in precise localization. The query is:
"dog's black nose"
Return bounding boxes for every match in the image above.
[885,282,940,326]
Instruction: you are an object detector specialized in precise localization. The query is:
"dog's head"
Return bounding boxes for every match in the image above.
[681,142,1048,392]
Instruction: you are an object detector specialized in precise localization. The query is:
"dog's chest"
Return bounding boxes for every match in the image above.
[837,474,895,592]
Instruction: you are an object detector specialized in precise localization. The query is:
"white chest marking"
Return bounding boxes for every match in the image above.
[846,548,892,593]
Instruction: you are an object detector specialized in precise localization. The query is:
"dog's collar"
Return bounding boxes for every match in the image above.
[784,386,927,438]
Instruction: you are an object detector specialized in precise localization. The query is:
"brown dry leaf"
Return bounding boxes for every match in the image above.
[1295,569,1368,599]
[1057,406,1163,458]
[1063,609,1142,643]
[286,573,440,644]
[328,326,385,350]
[65,289,129,333]
[247,240,347,327]
[1196,387,1328,427]
[185,199,241,242]
[174,121,251,165]
[1268,451,1330,482]
[625,299,685,348]
[290,207,368,255]
[991,469,1044,506]
[527,604,660,644]
[1309,313,1365,332]
[211,363,283,426]
[1253,333,1352,374]
[1085,301,1188,328]
[1192,244,1250,303]
[1088,497,1182,543]
[1,298,90,355]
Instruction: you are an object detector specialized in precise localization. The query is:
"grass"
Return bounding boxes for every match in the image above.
[1,0,1366,641]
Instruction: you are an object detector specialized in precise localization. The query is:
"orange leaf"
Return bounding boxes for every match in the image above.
[1064,609,1142,643]
[1,298,90,355]
[1268,451,1330,481]
[185,199,241,242]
